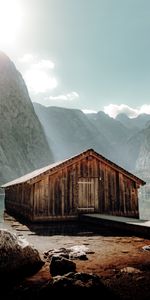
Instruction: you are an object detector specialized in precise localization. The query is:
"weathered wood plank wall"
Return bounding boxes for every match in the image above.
[31,155,139,219]
[5,154,139,221]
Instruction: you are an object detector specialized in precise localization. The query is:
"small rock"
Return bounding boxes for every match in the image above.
[142,245,150,251]
[69,251,88,260]
[68,245,90,253]
[121,267,141,274]
[134,238,144,242]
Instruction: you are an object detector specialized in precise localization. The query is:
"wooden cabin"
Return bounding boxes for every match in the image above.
[2,149,145,222]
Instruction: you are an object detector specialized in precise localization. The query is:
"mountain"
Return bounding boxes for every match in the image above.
[33,103,116,162]
[116,123,150,176]
[114,114,150,172]
[117,129,144,171]
[33,103,150,176]
[116,113,150,131]
[0,52,53,184]
[135,125,150,173]
[87,111,129,147]
[86,111,149,171]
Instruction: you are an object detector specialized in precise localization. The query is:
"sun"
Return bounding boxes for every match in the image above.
[0,0,22,47]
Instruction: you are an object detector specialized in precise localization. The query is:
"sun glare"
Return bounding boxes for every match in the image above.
[24,69,58,94]
[0,0,22,47]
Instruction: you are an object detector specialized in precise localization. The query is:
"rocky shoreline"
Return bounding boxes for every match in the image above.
[1,214,150,299]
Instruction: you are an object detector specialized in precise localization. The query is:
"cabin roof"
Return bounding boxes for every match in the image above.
[2,148,146,188]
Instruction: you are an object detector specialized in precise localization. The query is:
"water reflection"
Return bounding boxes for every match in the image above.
[3,211,134,237]
[27,221,98,236]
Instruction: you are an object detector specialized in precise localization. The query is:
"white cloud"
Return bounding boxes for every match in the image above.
[104,104,150,118]
[139,104,150,115]
[18,53,35,63]
[82,109,97,114]
[24,69,57,93]
[33,59,55,70]
[104,104,138,118]
[19,54,57,94]
[19,54,55,69]
[49,91,79,101]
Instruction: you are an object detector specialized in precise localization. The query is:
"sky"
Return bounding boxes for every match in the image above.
[1,0,150,118]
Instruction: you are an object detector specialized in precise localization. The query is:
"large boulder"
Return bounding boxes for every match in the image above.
[0,229,44,279]
[50,256,76,276]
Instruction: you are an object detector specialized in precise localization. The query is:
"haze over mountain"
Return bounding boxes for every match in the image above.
[33,102,150,182]
[89,111,150,174]
[87,111,129,148]
[135,126,150,172]
[0,52,53,185]
[116,113,150,131]
[115,113,150,180]
[33,103,115,162]
[1,51,150,191]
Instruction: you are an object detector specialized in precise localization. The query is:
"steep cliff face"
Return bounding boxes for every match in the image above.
[0,52,53,184]
[135,126,150,172]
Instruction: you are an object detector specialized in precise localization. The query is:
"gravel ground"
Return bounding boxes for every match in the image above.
[1,213,150,299]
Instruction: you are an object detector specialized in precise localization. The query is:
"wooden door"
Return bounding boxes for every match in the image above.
[78,177,99,211]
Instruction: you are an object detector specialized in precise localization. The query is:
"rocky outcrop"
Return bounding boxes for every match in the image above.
[0,52,53,184]
[48,245,94,276]
[0,229,44,278]
[44,245,93,261]
[49,272,102,288]
[39,272,118,296]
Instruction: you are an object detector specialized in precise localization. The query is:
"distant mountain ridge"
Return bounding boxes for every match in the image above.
[87,111,129,147]
[33,103,115,162]
[33,103,150,182]
[0,52,53,184]
[116,113,150,130]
